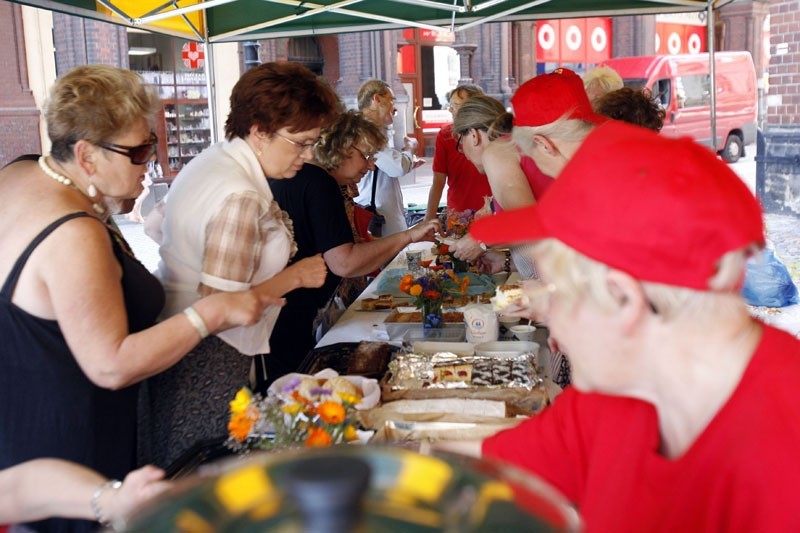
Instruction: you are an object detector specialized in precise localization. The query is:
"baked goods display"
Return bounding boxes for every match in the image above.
[386,351,539,391]
[443,292,493,308]
[360,294,396,311]
[491,284,524,312]
[385,310,464,323]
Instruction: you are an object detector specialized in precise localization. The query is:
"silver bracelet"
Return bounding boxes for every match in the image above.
[90,479,122,527]
[183,305,209,339]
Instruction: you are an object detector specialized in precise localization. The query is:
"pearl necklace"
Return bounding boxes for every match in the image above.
[38,155,106,216]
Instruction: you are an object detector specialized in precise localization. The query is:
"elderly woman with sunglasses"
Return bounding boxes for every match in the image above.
[266,111,440,386]
[138,62,339,468]
[0,65,281,533]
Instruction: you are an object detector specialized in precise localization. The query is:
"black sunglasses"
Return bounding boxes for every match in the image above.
[97,132,158,165]
[456,133,464,154]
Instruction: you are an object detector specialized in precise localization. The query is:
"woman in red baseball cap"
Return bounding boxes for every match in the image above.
[438,120,800,532]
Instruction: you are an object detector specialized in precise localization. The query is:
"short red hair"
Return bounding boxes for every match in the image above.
[225,62,340,140]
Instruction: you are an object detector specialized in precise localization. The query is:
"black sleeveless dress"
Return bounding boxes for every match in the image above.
[0,212,164,533]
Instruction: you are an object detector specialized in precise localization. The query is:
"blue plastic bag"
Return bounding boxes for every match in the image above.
[741,248,799,307]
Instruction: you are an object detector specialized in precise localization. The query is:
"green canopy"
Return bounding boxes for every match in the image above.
[10,0,734,43]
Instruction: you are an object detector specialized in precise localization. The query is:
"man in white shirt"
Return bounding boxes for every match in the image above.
[354,79,425,236]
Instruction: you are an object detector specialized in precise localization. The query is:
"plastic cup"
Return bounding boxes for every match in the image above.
[406,250,422,272]
[510,324,536,342]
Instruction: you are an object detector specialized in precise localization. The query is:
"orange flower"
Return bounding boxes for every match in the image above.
[401,274,414,284]
[305,427,333,447]
[409,284,423,296]
[399,280,412,292]
[228,408,257,442]
[424,290,441,300]
[460,278,471,294]
[317,401,346,424]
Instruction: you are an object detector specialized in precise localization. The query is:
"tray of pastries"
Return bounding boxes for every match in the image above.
[358,294,414,311]
[381,350,548,415]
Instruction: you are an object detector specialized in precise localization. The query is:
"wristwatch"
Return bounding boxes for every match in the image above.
[479,242,488,252]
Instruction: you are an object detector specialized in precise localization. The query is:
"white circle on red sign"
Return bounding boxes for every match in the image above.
[566,25,582,51]
[538,23,555,50]
[688,33,701,54]
[591,27,607,52]
[668,32,682,55]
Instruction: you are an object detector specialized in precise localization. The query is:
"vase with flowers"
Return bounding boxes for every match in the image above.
[225,378,363,452]
[399,269,470,328]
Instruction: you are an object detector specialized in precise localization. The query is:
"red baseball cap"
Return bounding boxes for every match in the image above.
[470,121,764,290]
[512,68,608,127]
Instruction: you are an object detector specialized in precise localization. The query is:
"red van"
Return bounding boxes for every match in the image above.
[602,52,757,163]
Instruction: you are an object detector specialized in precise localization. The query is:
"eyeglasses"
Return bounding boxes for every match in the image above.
[521,277,659,316]
[352,146,378,164]
[447,102,461,113]
[97,132,158,165]
[456,134,465,154]
[274,131,318,154]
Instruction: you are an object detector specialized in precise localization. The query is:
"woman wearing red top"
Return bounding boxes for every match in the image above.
[424,83,492,222]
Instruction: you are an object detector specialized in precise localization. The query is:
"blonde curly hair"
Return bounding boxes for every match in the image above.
[45,65,160,162]
[313,110,387,170]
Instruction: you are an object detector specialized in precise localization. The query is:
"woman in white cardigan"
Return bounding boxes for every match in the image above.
[138,62,339,468]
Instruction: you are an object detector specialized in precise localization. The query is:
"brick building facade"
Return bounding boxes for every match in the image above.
[758,0,800,215]
[51,12,128,76]
[0,2,40,167]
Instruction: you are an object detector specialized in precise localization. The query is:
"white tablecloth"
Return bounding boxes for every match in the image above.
[316,242,431,348]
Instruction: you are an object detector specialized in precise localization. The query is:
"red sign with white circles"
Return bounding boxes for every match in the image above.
[536,18,611,64]
[181,42,205,69]
[654,23,706,55]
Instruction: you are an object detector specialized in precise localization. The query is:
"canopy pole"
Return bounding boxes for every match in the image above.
[707,0,717,153]
[204,41,218,144]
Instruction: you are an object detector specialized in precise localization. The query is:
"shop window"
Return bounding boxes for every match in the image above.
[128,32,211,181]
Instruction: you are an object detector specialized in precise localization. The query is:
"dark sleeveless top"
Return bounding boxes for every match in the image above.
[0,212,164,533]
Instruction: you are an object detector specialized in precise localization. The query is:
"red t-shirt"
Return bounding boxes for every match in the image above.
[432,124,492,212]
[483,324,800,532]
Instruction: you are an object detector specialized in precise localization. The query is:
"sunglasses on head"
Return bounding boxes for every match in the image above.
[97,132,158,165]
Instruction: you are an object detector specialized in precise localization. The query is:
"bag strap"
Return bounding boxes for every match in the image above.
[369,168,379,210]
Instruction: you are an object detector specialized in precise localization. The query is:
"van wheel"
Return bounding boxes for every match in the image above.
[721,133,743,163]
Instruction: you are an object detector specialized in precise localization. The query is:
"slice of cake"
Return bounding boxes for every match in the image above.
[491,284,524,312]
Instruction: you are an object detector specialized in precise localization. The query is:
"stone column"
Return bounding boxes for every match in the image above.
[611,15,656,57]
[512,21,536,86]
[453,43,477,84]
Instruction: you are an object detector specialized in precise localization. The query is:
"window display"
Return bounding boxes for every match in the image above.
[130,32,212,182]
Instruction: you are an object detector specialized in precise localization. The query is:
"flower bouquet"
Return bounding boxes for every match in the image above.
[226,371,378,451]
[443,207,476,240]
[399,269,470,328]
